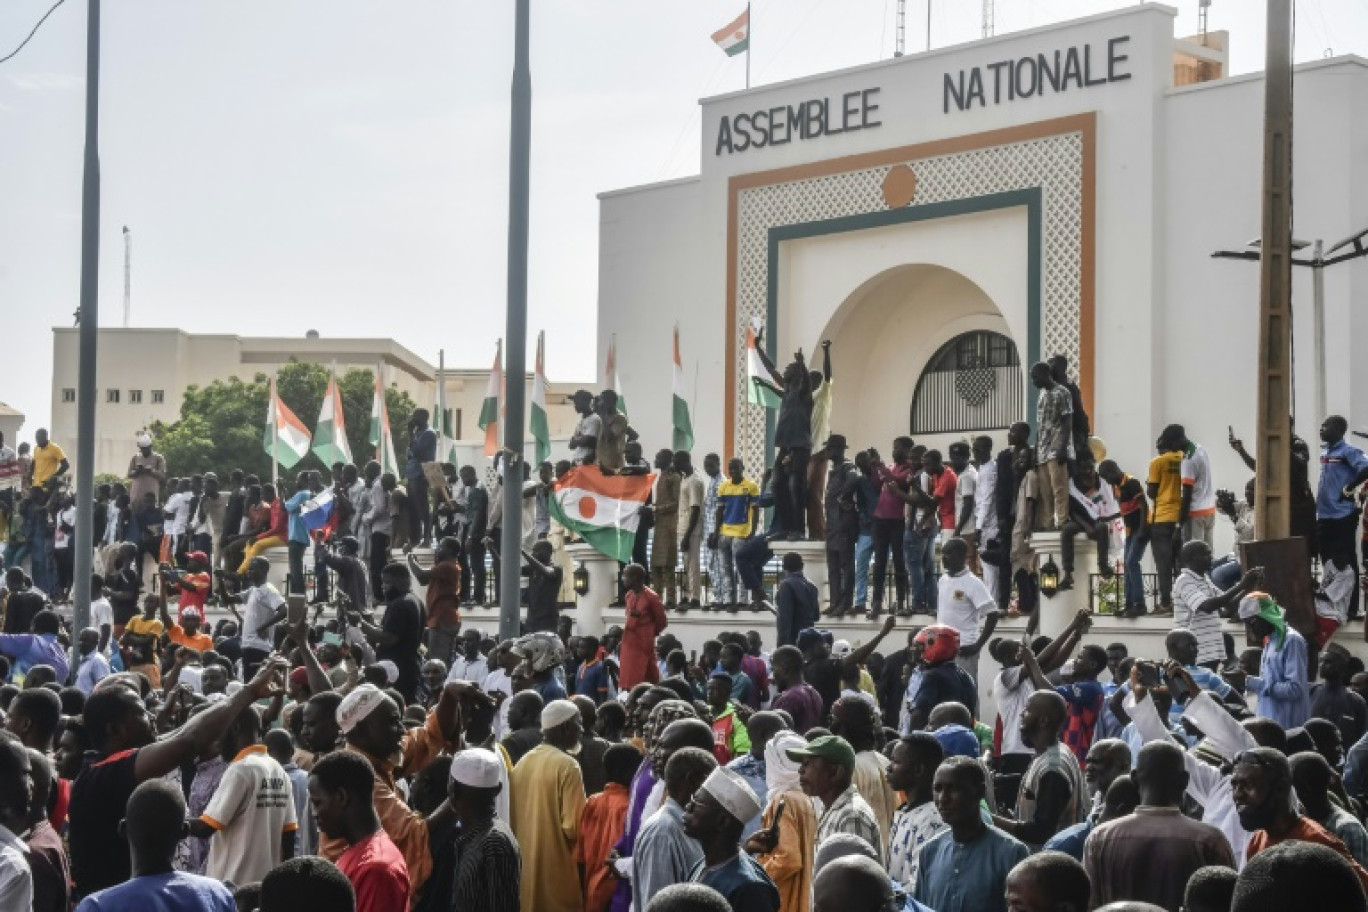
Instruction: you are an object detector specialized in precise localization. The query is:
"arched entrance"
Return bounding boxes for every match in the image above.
[817,263,1022,453]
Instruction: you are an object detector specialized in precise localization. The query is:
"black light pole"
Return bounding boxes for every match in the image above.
[71,0,101,654]
[499,0,531,643]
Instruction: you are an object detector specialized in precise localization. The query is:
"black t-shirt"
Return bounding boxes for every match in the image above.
[107,568,142,626]
[380,593,423,698]
[69,749,140,899]
[803,656,843,717]
[525,566,565,633]
[3,587,45,634]
[914,661,980,719]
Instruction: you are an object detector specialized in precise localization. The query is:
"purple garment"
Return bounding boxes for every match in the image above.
[610,756,660,912]
[178,756,227,874]
[772,683,824,735]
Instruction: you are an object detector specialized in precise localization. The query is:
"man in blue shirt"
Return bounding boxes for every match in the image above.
[282,473,315,596]
[914,756,1028,912]
[1318,416,1368,620]
[683,766,780,912]
[0,609,68,684]
[405,409,438,547]
[1239,593,1310,730]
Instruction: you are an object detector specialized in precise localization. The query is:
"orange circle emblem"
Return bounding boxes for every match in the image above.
[578,496,597,520]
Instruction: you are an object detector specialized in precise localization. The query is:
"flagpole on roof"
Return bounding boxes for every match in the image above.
[270,375,279,488]
[746,3,751,89]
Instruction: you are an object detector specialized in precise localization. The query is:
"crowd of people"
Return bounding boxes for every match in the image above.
[2,344,1368,911]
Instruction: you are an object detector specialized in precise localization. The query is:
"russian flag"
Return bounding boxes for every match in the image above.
[301,490,336,532]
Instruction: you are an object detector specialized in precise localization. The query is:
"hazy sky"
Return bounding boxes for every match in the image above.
[3,0,1366,437]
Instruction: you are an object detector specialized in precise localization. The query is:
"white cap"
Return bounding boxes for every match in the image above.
[699,766,762,824]
[542,699,580,731]
[136,433,152,447]
[375,660,399,684]
[449,748,503,788]
[337,683,389,734]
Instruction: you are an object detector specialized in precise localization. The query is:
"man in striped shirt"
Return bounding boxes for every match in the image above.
[1173,541,1263,670]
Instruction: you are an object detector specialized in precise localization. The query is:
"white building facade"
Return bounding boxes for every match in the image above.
[597,3,1368,552]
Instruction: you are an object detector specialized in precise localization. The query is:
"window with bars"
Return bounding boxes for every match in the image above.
[910,330,1023,435]
[151,390,165,404]
[129,389,142,404]
[61,389,75,403]
[106,389,120,404]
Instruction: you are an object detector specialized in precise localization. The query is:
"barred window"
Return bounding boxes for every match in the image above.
[910,330,1023,434]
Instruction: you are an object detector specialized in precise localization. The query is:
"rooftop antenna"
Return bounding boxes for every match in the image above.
[894,0,906,56]
[121,225,131,327]
[1199,0,1211,39]
[983,0,994,38]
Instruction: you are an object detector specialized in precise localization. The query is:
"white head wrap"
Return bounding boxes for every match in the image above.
[449,749,503,788]
[375,660,399,684]
[136,433,152,447]
[765,730,807,795]
[337,683,389,734]
[699,766,762,824]
[831,639,852,659]
[541,699,581,732]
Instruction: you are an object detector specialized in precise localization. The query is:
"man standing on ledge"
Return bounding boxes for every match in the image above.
[405,409,437,547]
[1030,362,1073,532]
[1317,416,1368,622]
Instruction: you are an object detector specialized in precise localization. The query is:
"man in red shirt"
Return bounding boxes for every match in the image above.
[309,750,410,912]
[619,564,667,689]
[408,537,464,665]
[237,484,287,574]
[890,448,958,616]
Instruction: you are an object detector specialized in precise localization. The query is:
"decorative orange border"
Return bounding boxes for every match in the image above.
[723,112,1097,457]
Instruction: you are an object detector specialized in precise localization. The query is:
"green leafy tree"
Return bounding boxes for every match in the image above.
[151,361,417,481]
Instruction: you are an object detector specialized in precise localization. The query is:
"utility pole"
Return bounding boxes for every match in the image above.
[894,0,906,57]
[1254,0,1293,541]
[72,0,102,654]
[121,225,130,327]
[983,0,995,38]
[499,0,531,643]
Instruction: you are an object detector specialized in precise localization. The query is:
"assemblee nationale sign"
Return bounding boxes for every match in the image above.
[943,36,1132,113]
[713,35,1131,155]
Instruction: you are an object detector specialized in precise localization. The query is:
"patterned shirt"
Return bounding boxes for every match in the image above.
[1035,385,1074,462]
[703,475,721,537]
[1016,743,1088,851]
[1319,804,1368,867]
[1055,681,1106,762]
[816,785,883,858]
[449,812,521,912]
[725,754,768,839]
[887,801,945,889]
[1172,570,1227,665]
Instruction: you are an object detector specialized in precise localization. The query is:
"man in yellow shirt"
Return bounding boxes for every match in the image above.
[28,429,68,491]
[511,699,587,912]
[709,458,761,609]
[1146,439,1184,616]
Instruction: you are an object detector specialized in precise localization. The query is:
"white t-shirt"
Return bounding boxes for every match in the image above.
[483,668,514,738]
[1180,444,1217,517]
[991,665,1034,755]
[955,465,978,534]
[573,413,602,463]
[974,460,999,539]
[447,653,490,684]
[203,746,298,887]
[936,569,998,647]
[163,492,192,535]
[240,583,285,653]
[90,597,113,632]
[54,506,76,549]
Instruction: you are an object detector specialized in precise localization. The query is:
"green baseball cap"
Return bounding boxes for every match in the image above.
[784,734,856,772]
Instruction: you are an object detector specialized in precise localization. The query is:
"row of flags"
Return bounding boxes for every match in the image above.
[263,371,403,475]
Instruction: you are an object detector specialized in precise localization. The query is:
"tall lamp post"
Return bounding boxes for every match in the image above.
[1212,227,1368,430]
[499,0,531,643]
[71,0,102,655]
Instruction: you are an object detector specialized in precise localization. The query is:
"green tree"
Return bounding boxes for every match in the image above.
[152,361,417,481]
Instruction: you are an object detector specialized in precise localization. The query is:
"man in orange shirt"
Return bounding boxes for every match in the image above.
[1234,746,1368,893]
[620,564,667,689]
[576,743,640,911]
[408,537,463,665]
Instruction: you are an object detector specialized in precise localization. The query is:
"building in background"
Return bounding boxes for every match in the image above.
[50,327,587,476]
[0,403,24,448]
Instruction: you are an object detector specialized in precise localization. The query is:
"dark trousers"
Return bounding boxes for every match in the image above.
[735,536,773,595]
[408,475,430,545]
[1061,520,1109,575]
[457,546,472,601]
[785,448,811,539]
[287,540,308,595]
[467,540,487,603]
[826,543,855,614]
[242,646,271,681]
[369,532,390,603]
[870,517,907,608]
[313,545,330,602]
[1320,515,1361,619]
[1149,521,1179,605]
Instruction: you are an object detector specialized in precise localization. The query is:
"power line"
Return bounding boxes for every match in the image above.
[0,0,68,67]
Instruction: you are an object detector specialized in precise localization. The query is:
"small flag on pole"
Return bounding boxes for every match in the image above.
[531,331,551,466]
[672,325,694,452]
[712,7,750,56]
[746,322,782,408]
[264,376,312,470]
[312,371,353,467]
[479,340,503,457]
[435,353,458,467]
[605,335,628,419]
[369,371,398,475]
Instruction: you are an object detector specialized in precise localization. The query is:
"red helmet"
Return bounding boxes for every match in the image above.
[914,624,961,665]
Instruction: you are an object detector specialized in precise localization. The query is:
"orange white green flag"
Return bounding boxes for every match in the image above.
[263,375,311,470]
[672,325,694,452]
[712,7,750,57]
[548,466,656,563]
[368,370,398,476]
[531,331,551,466]
[479,340,503,457]
[312,371,353,467]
